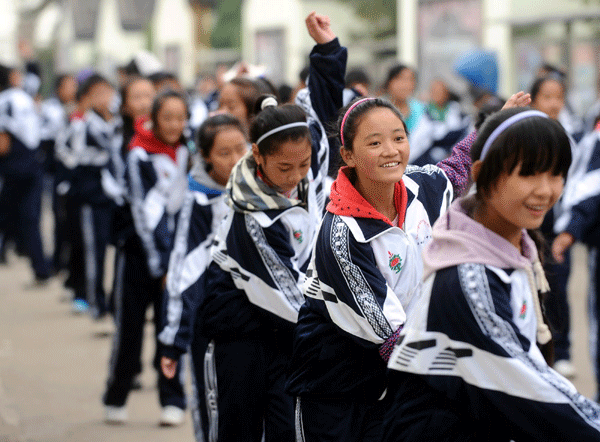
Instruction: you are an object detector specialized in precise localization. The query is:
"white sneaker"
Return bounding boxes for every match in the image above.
[159,405,185,426]
[554,360,577,379]
[105,405,127,424]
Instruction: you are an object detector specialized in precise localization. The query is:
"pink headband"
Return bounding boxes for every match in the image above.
[340,97,375,146]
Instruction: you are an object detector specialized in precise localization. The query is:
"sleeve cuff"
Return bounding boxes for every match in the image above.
[161,345,185,360]
[311,38,341,55]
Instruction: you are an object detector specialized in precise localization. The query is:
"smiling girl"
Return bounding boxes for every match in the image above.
[382,108,600,441]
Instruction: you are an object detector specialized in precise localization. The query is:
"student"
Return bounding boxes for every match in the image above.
[0,63,51,283]
[103,90,188,426]
[286,92,530,441]
[384,65,425,133]
[553,119,600,401]
[58,74,122,317]
[217,76,272,135]
[158,114,248,442]
[382,108,600,442]
[194,12,346,441]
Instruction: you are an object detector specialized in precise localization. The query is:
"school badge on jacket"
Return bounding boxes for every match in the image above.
[388,252,403,273]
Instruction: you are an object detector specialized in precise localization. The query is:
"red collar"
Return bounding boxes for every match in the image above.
[129,116,180,162]
[595,121,600,132]
[327,167,408,227]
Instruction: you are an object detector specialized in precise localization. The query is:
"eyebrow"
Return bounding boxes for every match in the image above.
[364,128,405,139]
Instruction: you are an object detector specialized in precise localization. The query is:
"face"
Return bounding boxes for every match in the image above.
[430,80,449,107]
[387,69,416,102]
[218,83,248,126]
[57,77,77,104]
[253,137,312,194]
[89,82,115,115]
[206,127,248,186]
[532,80,564,120]
[154,97,187,145]
[480,163,564,240]
[341,107,410,189]
[124,79,155,119]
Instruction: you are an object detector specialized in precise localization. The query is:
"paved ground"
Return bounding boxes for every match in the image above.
[0,207,597,441]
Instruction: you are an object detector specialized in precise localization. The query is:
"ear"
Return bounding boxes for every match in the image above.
[251,143,263,166]
[339,146,355,167]
[471,160,483,183]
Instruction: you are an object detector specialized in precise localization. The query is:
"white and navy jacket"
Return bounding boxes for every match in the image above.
[39,97,68,174]
[125,135,189,278]
[0,87,42,178]
[158,164,229,359]
[286,165,453,400]
[408,101,471,166]
[383,197,600,442]
[54,110,123,205]
[196,38,347,342]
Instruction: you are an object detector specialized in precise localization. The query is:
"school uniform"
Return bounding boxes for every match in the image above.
[555,129,600,398]
[158,160,230,442]
[195,38,347,442]
[408,101,471,166]
[56,109,122,317]
[382,196,600,442]
[0,87,50,280]
[103,117,187,410]
[287,164,453,442]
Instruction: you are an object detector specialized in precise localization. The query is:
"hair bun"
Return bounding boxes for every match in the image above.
[261,96,278,110]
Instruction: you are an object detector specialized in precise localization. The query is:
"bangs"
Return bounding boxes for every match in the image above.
[494,118,572,178]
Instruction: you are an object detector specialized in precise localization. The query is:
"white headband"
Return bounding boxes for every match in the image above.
[255,122,309,146]
[480,110,548,160]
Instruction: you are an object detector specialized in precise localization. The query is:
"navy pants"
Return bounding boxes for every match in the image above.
[296,395,388,442]
[544,251,572,362]
[204,336,294,442]
[589,248,600,399]
[103,246,185,409]
[0,173,50,279]
[190,332,209,442]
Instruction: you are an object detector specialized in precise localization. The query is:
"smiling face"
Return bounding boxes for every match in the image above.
[252,137,312,194]
[531,79,564,121]
[341,107,410,189]
[205,127,248,187]
[154,97,187,145]
[218,83,249,127]
[387,68,416,102]
[475,161,564,246]
[124,79,155,120]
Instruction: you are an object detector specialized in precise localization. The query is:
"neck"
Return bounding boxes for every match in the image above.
[94,107,112,122]
[354,176,397,222]
[473,202,523,253]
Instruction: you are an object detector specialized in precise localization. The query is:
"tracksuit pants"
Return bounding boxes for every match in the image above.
[103,244,185,409]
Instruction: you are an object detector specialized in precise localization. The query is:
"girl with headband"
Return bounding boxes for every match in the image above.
[193,12,347,441]
[286,94,530,441]
[382,108,600,441]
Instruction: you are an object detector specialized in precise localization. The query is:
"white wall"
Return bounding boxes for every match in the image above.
[151,0,195,87]
[0,0,19,66]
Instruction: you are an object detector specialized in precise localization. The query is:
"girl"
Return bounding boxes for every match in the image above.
[286,93,529,441]
[382,108,600,442]
[120,76,156,156]
[158,114,248,442]
[384,64,425,133]
[194,12,347,441]
[103,90,188,426]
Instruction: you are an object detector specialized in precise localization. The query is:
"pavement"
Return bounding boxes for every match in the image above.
[0,208,597,441]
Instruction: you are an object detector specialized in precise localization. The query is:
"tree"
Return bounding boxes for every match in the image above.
[211,0,242,49]
[341,0,397,39]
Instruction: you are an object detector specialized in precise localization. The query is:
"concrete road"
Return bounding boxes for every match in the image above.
[0,206,597,441]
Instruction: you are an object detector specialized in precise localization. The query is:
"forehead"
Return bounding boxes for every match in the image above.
[267,137,311,162]
[159,97,186,113]
[220,83,242,101]
[356,107,404,133]
[539,79,564,94]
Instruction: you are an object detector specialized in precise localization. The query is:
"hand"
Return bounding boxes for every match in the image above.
[0,133,10,156]
[501,91,531,110]
[161,275,167,291]
[552,232,575,264]
[305,12,336,45]
[161,356,178,379]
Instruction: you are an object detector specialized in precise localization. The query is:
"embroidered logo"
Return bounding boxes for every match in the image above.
[293,230,303,243]
[388,251,403,273]
[519,300,527,319]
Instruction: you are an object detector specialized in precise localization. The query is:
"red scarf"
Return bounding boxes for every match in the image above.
[129,116,180,162]
[327,167,408,227]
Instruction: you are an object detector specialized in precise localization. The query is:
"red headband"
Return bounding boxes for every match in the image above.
[340,97,375,146]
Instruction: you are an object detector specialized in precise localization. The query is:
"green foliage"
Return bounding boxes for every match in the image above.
[211,0,242,49]
[341,0,397,39]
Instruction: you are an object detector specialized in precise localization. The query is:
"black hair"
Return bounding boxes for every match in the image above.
[148,71,179,85]
[337,97,407,152]
[197,114,245,159]
[250,95,310,156]
[384,64,417,90]
[225,77,274,121]
[539,63,565,81]
[474,101,504,131]
[299,66,310,84]
[54,74,74,92]
[471,108,572,199]
[120,75,152,115]
[278,84,293,104]
[76,73,111,101]
[0,64,10,92]
[530,75,565,103]
[150,89,190,144]
[345,68,371,88]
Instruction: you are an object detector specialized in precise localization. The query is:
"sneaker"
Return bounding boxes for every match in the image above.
[105,405,127,424]
[554,359,577,379]
[72,299,89,315]
[159,405,185,427]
